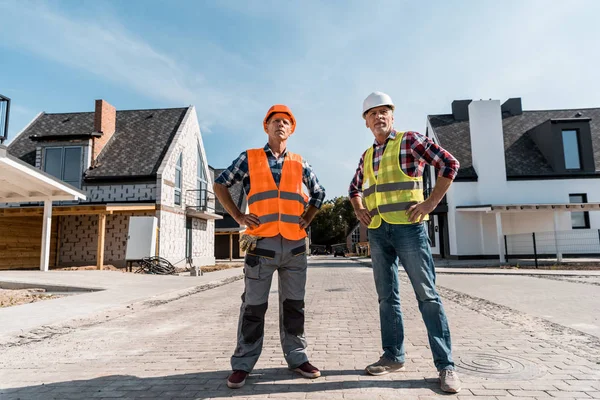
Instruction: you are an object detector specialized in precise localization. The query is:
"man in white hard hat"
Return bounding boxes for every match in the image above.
[348,92,462,393]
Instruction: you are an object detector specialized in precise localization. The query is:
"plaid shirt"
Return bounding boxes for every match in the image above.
[348,130,459,198]
[215,144,326,209]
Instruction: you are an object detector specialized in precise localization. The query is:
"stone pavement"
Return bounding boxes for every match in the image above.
[436,274,600,337]
[1,258,600,400]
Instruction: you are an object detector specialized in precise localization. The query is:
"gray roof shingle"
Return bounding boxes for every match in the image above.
[8,107,189,180]
[428,108,600,180]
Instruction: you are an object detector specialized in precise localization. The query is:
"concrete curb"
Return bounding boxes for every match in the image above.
[348,257,600,276]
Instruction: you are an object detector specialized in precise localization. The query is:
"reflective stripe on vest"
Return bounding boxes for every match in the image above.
[363,131,427,228]
[244,148,308,240]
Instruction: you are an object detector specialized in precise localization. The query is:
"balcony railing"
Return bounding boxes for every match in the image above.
[185,187,216,214]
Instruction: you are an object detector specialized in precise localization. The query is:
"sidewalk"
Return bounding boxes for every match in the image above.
[0,267,243,342]
[349,256,600,275]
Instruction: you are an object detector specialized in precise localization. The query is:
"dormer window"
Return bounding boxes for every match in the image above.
[561,129,581,170]
[43,146,83,188]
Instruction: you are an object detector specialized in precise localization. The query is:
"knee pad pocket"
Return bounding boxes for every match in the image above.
[282,299,305,336]
[242,302,268,344]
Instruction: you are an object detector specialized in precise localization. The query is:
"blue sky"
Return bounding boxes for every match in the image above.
[2,0,600,197]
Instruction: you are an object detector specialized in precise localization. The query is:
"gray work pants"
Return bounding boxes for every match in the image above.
[231,235,309,372]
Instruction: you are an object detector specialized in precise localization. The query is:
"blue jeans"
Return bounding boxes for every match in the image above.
[369,221,454,371]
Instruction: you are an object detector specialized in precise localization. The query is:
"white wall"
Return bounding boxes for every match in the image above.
[469,100,508,203]
[156,107,215,267]
[428,102,600,257]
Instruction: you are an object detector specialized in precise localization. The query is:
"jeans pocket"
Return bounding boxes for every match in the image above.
[244,254,261,280]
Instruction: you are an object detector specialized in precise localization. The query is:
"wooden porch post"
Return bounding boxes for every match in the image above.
[496,212,505,263]
[97,213,106,270]
[553,211,563,263]
[40,199,52,272]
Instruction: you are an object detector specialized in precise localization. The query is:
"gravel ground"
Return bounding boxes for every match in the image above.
[0,288,64,308]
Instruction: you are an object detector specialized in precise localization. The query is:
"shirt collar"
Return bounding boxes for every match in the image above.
[372,129,396,147]
[264,143,288,158]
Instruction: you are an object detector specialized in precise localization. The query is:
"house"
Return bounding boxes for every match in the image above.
[346,222,369,255]
[425,97,600,261]
[2,99,220,270]
[211,167,247,260]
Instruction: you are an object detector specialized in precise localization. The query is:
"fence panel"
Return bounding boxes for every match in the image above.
[505,232,534,255]
[505,229,600,258]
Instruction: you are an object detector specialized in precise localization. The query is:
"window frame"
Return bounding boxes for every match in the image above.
[174,152,183,206]
[562,129,582,170]
[42,146,83,189]
[569,193,590,229]
[197,145,208,209]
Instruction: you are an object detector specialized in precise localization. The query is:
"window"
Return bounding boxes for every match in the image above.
[562,129,582,170]
[352,226,360,243]
[427,218,436,247]
[185,217,193,260]
[569,193,590,229]
[174,153,182,206]
[197,145,208,209]
[43,146,83,188]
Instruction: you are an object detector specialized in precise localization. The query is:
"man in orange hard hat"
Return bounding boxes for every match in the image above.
[214,104,326,389]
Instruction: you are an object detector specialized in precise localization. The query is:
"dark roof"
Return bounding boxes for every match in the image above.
[213,168,246,216]
[8,107,189,180]
[428,108,600,180]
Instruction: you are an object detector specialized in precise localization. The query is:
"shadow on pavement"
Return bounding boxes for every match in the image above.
[1,368,446,399]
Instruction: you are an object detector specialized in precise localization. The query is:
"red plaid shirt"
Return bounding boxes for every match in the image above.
[348,130,459,198]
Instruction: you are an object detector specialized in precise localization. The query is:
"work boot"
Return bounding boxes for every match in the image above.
[291,361,321,378]
[227,370,248,389]
[365,357,405,376]
[439,368,462,393]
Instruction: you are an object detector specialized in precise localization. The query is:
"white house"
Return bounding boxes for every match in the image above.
[425,98,600,261]
[2,99,220,270]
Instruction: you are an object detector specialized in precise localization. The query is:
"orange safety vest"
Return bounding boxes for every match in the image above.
[245,148,308,240]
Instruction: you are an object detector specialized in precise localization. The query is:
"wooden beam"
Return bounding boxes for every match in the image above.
[106,204,157,212]
[0,205,112,217]
[97,213,106,270]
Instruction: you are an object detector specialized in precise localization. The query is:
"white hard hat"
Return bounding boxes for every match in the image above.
[362,91,395,119]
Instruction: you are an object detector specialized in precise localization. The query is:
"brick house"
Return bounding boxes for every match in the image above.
[346,222,369,256]
[2,99,220,270]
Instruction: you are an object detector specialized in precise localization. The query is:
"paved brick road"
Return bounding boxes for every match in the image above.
[1,258,599,400]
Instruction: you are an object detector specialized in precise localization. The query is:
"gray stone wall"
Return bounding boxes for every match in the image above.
[58,212,155,267]
[82,183,157,203]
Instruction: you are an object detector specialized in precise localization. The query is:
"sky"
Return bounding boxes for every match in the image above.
[2,0,600,198]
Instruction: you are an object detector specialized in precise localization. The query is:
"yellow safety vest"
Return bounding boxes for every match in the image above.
[363,131,427,228]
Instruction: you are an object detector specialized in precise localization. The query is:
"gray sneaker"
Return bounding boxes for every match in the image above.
[365,357,405,376]
[439,369,461,393]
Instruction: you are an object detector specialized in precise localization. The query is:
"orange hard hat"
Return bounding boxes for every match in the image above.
[263,104,296,133]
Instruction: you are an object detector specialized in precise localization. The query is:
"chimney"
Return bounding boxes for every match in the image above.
[501,97,522,116]
[92,99,116,163]
[468,100,507,201]
[451,99,472,121]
